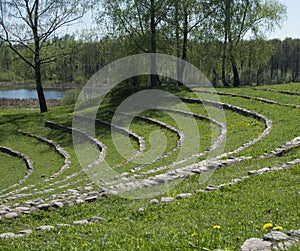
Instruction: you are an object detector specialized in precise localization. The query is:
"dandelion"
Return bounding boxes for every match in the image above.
[191,232,198,237]
[82,243,88,247]
[263,223,273,230]
[213,225,221,230]
[273,226,283,231]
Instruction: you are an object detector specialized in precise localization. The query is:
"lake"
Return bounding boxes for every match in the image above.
[0,89,65,100]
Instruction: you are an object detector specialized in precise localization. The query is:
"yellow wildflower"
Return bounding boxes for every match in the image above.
[273,226,283,231]
[263,223,273,230]
[213,225,221,230]
[82,243,88,247]
[191,232,198,237]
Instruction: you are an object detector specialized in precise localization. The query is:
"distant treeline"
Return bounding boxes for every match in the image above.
[0,35,299,87]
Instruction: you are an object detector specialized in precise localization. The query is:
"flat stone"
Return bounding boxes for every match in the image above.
[0,206,11,211]
[56,223,71,227]
[0,232,15,239]
[73,220,89,225]
[17,229,33,235]
[75,199,85,204]
[15,207,30,212]
[87,191,98,196]
[84,186,94,191]
[36,225,55,231]
[273,241,294,250]
[195,189,207,193]
[149,199,159,205]
[205,185,219,191]
[240,238,272,251]
[52,202,64,208]
[288,230,300,239]
[160,197,175,203]
[84,196,98,202]
[4,212,18,219]
[263,231,290,242]
[37,203,51,210]
[191,169,201,174]
[176,193,192,199]
[248,170,258,175]
[89,216,105,223]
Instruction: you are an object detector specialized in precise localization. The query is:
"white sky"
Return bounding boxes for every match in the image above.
[267,0,300,39]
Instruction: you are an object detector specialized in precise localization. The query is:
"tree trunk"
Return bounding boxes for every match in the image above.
[230,54,240,87]
[222,0,231,87]
[34,0,47,113]
[222,39,229,87]
[177,7,188,86]
[150,0,159,87]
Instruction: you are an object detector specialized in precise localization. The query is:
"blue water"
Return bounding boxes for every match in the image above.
[0,89,65,100]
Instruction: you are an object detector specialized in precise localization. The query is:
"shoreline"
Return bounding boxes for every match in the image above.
[0,98,62,110]
[0,81,83,90]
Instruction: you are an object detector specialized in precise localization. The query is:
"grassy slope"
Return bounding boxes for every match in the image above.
[0,83,299,250]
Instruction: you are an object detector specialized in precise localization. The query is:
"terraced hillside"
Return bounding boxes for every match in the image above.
[0,84,299,250]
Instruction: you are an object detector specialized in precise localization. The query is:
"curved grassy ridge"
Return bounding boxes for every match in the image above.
[0,84,299,250]
[254,83,300,93]
[0,152,26,191]
[0,90,265,203]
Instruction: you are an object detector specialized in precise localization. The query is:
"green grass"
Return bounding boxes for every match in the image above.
[0,83,299,250]
[0,152,26,191]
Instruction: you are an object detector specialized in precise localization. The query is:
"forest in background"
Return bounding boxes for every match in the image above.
[0,0,294,112]
[0,36,299,87]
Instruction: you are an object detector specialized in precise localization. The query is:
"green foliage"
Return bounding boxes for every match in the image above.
[60,89,81,105]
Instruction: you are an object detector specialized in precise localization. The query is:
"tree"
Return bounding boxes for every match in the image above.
[0,0,89,112]
[101,0,172,87]
[211,0,286,87]
[170,0,213,85]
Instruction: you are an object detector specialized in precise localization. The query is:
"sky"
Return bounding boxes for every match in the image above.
[267,0,300,39]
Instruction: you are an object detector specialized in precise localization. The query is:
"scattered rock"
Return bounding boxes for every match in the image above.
[205,185,219,191]
[160,197,175,203]
[0,232,15,239]
[263,231,290,242]
[149,198,159,205]
[52,202,64,208]
[17,229,33,235]
[84,196,98,203]
[84,186,94,191]
[89,216,105,223]
[240,238,272,251]
[56,223,71,227]
[4,212,18,219]
[37,203,51,211]
[14,207,30,212]
[73,220,89,225]
[176,193,192,199]
[36,225,55,231]
[288,230,300,239]
[75,199,85,204]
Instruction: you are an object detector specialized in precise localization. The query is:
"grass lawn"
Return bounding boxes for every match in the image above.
[0,83,299,250]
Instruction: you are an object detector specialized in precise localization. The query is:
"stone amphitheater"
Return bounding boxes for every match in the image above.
[0,87,299,250]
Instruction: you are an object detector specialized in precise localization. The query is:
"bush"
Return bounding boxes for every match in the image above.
[60,89,81,105]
